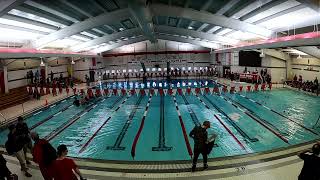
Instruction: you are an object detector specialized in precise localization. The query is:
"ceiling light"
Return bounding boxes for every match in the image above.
[259,50,265,58]
[119,28,124,31]
[71,58,75,64]
[188,26,193,30]
[297,54,302,59]
[40,58,45,66]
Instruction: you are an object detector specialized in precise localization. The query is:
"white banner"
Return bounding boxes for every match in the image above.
[163,89,168,96]
[182,88,186,95]
[154,89,158,96]
[117,89,121,96]
[191,88,196,95]
[135,89,139,96]
[200,88,205,95]
[172,89,177,96]
[209,87,214,94]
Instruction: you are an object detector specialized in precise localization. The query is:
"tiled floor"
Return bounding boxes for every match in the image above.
[4,157,303,180]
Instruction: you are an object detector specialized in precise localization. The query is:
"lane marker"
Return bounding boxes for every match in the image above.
[53,111,62,117]
[201,94,258,142]
[131,95,153,159]
[106,95,145,150]
[219,94,290,143]
[195,95,247,151]
[79,96,129,153]
[45,98,104,141]
[173,96,193,158]
[33,111,42,116]
[236,93,319,136]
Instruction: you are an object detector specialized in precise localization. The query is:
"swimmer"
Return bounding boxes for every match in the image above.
[73,97,80,107]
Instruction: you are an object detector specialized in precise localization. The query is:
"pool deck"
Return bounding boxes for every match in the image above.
[0,79,318,179]
[0,139,315,179]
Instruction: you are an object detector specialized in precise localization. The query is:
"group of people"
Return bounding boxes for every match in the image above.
[1,116,86,180]
[101,68,217,81]
[289,75,319,94]
[224,68,272,84]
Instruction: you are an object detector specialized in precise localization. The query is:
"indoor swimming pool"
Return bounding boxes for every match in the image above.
[0,81,319,162]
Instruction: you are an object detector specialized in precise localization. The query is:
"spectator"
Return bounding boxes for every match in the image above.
[6,125,32,177]
[50,71,54,82]
[31,132,56,180]
[0,152,17,180]
[189,121,211,172]
[298,144,320,180]
[15,117,32,165]
[51,144,86,180]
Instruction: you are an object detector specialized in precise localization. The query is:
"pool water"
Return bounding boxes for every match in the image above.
[1,82,319,161]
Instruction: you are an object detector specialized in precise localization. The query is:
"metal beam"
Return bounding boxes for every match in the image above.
[151,4,274,38]
[71,28,141,52]
[215,0,241,15]
[156,34,219,49]
[296,0,319,12]
[95,36,147,53]
[25,1,80,22]
[16,4,72,26]
[197,23,208,32]
[35,8,130,48]
[155,25,239,45]
[187,0,212,30]
[204,0,240,33]
[2,14,59,30]
[253,4,306,24]
[295,46,320,59]
[0,0,26,17]
[0,23,48,35]
[60,0,93,18]
[200,0,213,11]
[240,0,288,21]
[128,1,156,43]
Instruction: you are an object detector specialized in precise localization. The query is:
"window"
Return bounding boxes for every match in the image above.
[106,70,110,73]
[123,69,126,73]
[146,68,150,71]
[164,68,167,71]
[134,69,138,72]
[194,67,198,70]
[158,68,161,72]
[111,70,115,73]
[182,67,186,71]
[188,67,192,70]
[140,69,143,72]
[152,68,156,72]
[199,67,203,70]
[128,69,132,72]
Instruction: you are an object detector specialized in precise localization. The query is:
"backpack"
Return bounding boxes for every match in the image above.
[42,143,57,166]
[5,140,15,155]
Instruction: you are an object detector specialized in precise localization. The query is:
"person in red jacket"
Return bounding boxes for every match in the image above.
[51,144,86,180]
[31,132,56,180]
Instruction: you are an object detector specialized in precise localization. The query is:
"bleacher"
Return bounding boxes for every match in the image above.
[0,86,30,110]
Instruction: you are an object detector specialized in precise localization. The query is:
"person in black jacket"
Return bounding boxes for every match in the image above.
[298,144,320,180]
[7,125,32,177]
[189,121,211,172]
[15,116,32,165]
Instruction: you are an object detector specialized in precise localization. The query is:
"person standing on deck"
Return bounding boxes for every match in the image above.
[51,144,86,180]
[6,125,32,177]
[298,144,320,180]
[189,121,211,172]
[15,117,32,165]
[31,132,57,180]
